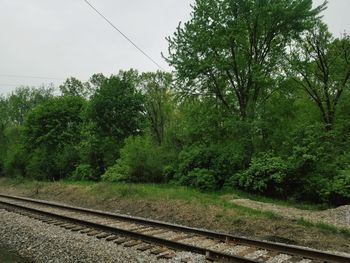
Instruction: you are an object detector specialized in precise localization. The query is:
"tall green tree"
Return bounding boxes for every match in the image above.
[84,71,145,171]
[0,96,8,126]
[88,73,107,97]
[5,86,54,125]
[59,77,91,98]
[289,23,350,130]
[88,71,144,142]
[166,0,325,121]
[24,96,85,180]
[140,71,173,145]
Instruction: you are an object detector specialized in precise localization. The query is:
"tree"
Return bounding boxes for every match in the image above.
[24,96,85,180]
[5,86,54,125]
[59,77,92,98]
[289,23,350,130]
[140,71,173,145]
[88,73,107,97]
[166,0,326,121]
[0,123,6,175]
[0,96,8,126]
[88,71,144,141]
[84,71,145,171]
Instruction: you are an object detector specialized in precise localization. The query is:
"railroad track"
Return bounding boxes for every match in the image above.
[0,194,348,263]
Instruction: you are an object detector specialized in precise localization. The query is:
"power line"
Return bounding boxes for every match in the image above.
[0,83,50,87]
[83,0,164,70]
[0,83,27,87]
[0,74,64,81]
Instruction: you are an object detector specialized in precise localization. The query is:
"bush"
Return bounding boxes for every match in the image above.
[162,165,177,182]
[211,144,244,187]
[101,157,130,182]
[230,152,290,197]
[70,164,98,181]
[102,135,169,183]
[26,145,80,181]
[175,144,244,188]
[179,168,216,191]
[176,145,213,177]
[23,96,84,180]
[1,126,27,178]
[288,124,338,179]
[322,171,350,205]
[26,147,51,180]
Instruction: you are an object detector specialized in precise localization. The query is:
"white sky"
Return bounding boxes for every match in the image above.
[0,0,349,95]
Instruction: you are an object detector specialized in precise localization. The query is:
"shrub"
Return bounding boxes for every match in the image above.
[288,124,338,179]
[176,145,213,177]
[230,152,290,197]
[162,165,177,182]
[101,157,130,182]
[102,135,168,183]
[1,126,27,178]
[211,144,244,187]
[70,164,98,181]
[175,144,244,188]
[322,171,350,205]
[26,147,51,180]
[26,145,80,181]
[179,168,216,191]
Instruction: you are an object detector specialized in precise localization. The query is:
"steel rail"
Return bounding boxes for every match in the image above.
[0,198,257,263]
[0,193,349,263]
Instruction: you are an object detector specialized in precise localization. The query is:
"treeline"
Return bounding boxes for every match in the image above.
[1,0,350,205]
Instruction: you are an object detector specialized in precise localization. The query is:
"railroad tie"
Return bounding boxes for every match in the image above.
[105,235,119,242]
[137,244,154,251]
[70,226,86,232]
[43,219,57,224]
[286,256,310,263]
[64,225,79,230]
[80,228,93,234]
[96,233,111,239]
[157,252,175,260]
[87,230,101,236]
[114,238,128,245]
[150,247,168,255]
[259,250,279,261]
[235,246,257,257]
[60,223,72,228]
[52,222,65,226]
[129,225,151,232]
[123,240,142,247]
[171,234,196,242]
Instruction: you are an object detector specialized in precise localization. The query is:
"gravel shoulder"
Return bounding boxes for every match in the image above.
[0,209,206,263]
[230,198,350,229]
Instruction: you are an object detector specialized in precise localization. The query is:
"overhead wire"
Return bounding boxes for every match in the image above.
[0,74,63,89]
[0,83,35,87]
[83,0,164,70]
[2,0,164,89]
[0,74,64,81]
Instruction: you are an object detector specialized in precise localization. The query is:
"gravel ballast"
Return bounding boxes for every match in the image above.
[0,209,206,263]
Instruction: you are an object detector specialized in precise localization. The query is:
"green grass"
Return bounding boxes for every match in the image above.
[0,177,280,219]
[296,217,350,237]
[86,182,281,219]
[221,188,330,211]
[1,177,348,236]
[3,177,328,211]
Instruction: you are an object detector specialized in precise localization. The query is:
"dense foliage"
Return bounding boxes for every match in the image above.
[0,0,349,205]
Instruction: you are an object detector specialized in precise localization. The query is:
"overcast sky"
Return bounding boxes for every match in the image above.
[0,0,349,95]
